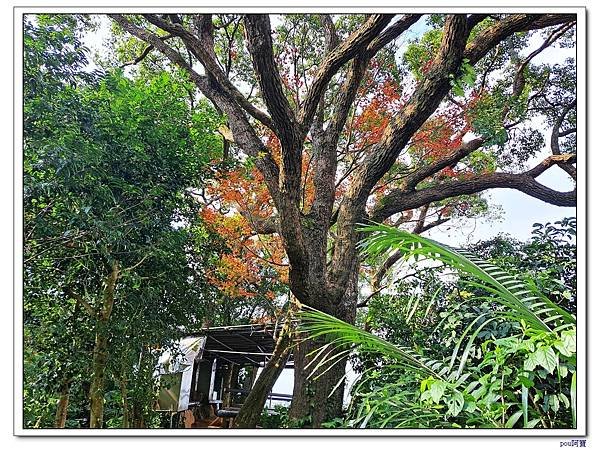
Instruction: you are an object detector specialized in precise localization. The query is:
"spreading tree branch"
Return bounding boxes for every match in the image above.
[119,34,175,68]
[243,15,298,141]
[550,99,577,179]
[329,15,471,293]
[65,288,97,318]
[372,154,576,221]
[297,14,393,133]
[141,14,275,130]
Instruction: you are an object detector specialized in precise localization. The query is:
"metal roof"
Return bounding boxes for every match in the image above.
[188,323,288,366]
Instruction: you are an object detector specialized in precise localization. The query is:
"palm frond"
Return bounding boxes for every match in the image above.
[359,223,575,332]
[298,305,448,380]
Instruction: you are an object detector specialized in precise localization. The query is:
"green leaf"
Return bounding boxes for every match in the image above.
[534,346,558,374]
[505,410,523,428]
[524,418,541,428]
[548,394,560,413]
[464,400,477,413]
[447,391,464,417]
[430,380,447,403]
[524,353,537,371]
[570,371,577,427]
[560,329,576,354]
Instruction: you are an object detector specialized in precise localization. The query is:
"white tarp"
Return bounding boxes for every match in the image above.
[156,336,205,411]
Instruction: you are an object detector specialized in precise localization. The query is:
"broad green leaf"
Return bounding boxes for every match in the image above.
[430,380,447,404]
[447,391,465,417]
[534,346,558,374]
[505,411,523,428]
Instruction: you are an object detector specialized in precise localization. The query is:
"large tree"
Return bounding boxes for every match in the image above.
[109,13,577,426]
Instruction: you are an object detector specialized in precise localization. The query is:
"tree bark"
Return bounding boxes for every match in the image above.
[54,378,70,428]
[233,315,293,428]
[89,261,119,429]
[110,12,577,430]
[289,262,359,427]
[89,332,108,428]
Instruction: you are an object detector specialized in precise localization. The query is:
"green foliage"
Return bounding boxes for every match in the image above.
[259,406,291,429]
[450,59,476,97]
[469,218,577,314]
[403,29,442,79]
[468,91,509,146]
[362,224,574,331]
[23,15,224,428]
[299,224,576,429]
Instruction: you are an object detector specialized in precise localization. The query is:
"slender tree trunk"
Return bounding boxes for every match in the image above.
[54,377,70,428]
[120,372,130,428]
[223,363,239,408]
[132,402,145,428]
[89,261,119,429]
[234,315,293,428]
[89,331,109,428]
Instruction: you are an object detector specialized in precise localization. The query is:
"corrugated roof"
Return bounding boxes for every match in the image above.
[187,323,289,366]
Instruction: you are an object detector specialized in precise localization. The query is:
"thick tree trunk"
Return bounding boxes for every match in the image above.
[233,316,293,428]
[289,262,359,427]
[54,378,70,428]
[288,337,347,426]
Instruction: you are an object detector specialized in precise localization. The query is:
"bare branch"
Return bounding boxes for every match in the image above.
[142,14,275,130]
[464,14,576,64]
[525,153,576,178]
[243,14,305,218]
[403,137,485,191]
[326,14,422,145]
[346,15,471,207]
[558,127,576,138]
[239,211,280,235]
[119,34,174,68]
[372,157,576,221]
[123,254,150,272]
[367,14,422,55]
[65,288,97,318]
[550,99,577,179]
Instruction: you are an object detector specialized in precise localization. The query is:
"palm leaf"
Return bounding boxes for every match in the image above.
[298,305,447,380]
[359,223,575,332]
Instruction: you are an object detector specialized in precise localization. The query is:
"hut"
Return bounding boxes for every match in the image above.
[155,323,293,428]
